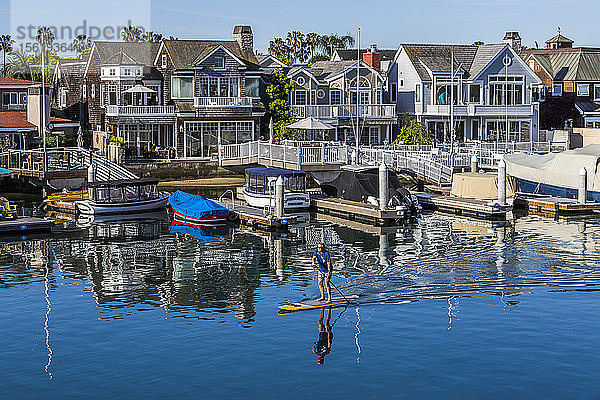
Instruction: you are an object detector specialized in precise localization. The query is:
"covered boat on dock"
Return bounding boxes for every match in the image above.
[241,167,310,210]
[168,190,230,224]
[75,178,170,215]
[505,145,600,202]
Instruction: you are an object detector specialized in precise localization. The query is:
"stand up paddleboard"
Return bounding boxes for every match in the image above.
[279,295,359,312]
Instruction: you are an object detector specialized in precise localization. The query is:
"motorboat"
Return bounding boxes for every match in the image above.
[241,167,310,210]
[505,144,600,202]
[75,178,169,215]
[168,190,230,224]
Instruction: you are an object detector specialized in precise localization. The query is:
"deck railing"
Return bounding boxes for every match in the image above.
[291,104,396,119]
[105,105,175,116]
[194,97,252,107]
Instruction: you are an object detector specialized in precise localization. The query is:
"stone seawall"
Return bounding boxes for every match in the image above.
[124,160,239,181]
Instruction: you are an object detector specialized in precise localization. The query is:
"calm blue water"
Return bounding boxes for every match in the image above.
[1,213,600,399]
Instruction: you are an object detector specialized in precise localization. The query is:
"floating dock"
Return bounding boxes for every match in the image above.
[413,192,509,220]
[0,217,54,234]
[312,197,407,226]
[212,199,297,230]
[514,195,600,218]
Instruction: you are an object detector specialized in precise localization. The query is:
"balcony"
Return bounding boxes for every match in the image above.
[422,104,535,117]
[194,97,252,107]
[291,104,396,120]
[105,105,175,116]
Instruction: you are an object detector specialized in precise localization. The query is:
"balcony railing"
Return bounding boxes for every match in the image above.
[105,105,175,116]
[0,104,26,111]
[422,104,535,116]
[291,104,396,119]
[194,97,252,107]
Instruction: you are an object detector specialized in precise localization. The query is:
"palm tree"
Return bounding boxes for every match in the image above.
[305,33,321,60]
[6,48,31,80]
[268,37,291,65]
[35,27,55,82]
[0,35,14,77]
[285,31,304,64]
[72,34,92,55]
[340,34,355,48]
[142,31,163,43]
[120,25,142,42]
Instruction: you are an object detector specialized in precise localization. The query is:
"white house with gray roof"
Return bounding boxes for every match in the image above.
[286,59,397,145]
[388,43,542,143]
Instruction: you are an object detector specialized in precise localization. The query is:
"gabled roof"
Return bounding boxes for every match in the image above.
[256,54,288,68]
[469,43,508,78]
[546,34,574,44]
[401,44,478,80]
[104,49,141,66]
[92,41,160,66]
[575,101,600,115]
[289,60,384,84]
[161,39,258,70]
[528,49,600,81]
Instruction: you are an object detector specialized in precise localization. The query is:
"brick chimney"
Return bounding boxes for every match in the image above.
[233,25,254,52]
[362,44,381,72]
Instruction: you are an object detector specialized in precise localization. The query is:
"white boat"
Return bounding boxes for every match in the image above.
[75,178,170,215]
[241,167,310,210]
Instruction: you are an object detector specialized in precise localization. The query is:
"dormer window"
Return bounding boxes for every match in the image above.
[215,56,225,69]
[124,68,131,76]
[552,83,563,96]
[161,54,167,68]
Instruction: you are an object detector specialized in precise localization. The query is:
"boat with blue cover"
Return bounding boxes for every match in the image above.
[168,190,231,224]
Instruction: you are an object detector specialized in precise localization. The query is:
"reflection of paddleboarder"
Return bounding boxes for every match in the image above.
[312,243,332,302]
[312,307,333,365]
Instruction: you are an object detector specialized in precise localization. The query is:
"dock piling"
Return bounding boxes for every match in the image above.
[275,175,284,218]
[471,155,478,173]
[579,166,587,204]
[498,158,506,206]
[379,161,388,211]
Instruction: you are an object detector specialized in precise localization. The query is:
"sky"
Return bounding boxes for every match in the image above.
[0,0,599,54]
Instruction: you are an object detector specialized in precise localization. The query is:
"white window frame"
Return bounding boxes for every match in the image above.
[82,84,87,99]
[214,56,225,70]
[295,89,307,105]
[329,89,342,105]
[109,68,116,76]
[296,76,306,86]
[552,83,563,96]
[577,83,590,97]
[59,88,67,108]
[316,89,325,99]
[91,84,96,99]
[161,54,167,68]
[468,83,481,104]
[594,84,600,101]
[415,83,422,103]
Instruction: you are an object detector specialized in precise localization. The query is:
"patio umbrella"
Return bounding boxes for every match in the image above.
[123,84,157,94]
[286,117,334,141]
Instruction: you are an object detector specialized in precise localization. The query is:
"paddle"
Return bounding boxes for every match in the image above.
[311,262,352,304]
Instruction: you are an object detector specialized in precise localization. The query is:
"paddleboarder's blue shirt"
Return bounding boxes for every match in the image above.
[313,250,331,273]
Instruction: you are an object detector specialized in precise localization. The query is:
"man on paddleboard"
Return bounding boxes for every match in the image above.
[312,243,332,302]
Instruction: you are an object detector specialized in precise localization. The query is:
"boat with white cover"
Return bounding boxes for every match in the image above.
[75,178,170,215]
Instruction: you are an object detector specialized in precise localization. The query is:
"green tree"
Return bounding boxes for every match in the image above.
[6,48,31,79]
[72,34,92,56]
[0,35,14,77]
[268,37,291,65]
[121,25,142,42]
[266,69,297,140]
[142,31,163,43]
[394,118,432,145]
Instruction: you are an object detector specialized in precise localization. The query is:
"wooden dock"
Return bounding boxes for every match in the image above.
[312,197,407,226]
[0,217,54,234]
[212,199,297,230]
[413,192,509,220]
[514,195,600,218]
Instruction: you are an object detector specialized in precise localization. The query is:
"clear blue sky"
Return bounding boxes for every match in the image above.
[1,0,598,52]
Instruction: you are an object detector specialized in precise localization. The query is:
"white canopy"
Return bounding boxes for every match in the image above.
[123,84,156,94]
[505,144,600,191]
[287,117,334,130]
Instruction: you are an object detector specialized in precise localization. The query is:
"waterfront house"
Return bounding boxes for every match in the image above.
[52,56,88,128]
[287,46,397,144]
[81,41,175,159]
[523,33,600,129]
[155,26,265,159]
[388,40,543,143]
